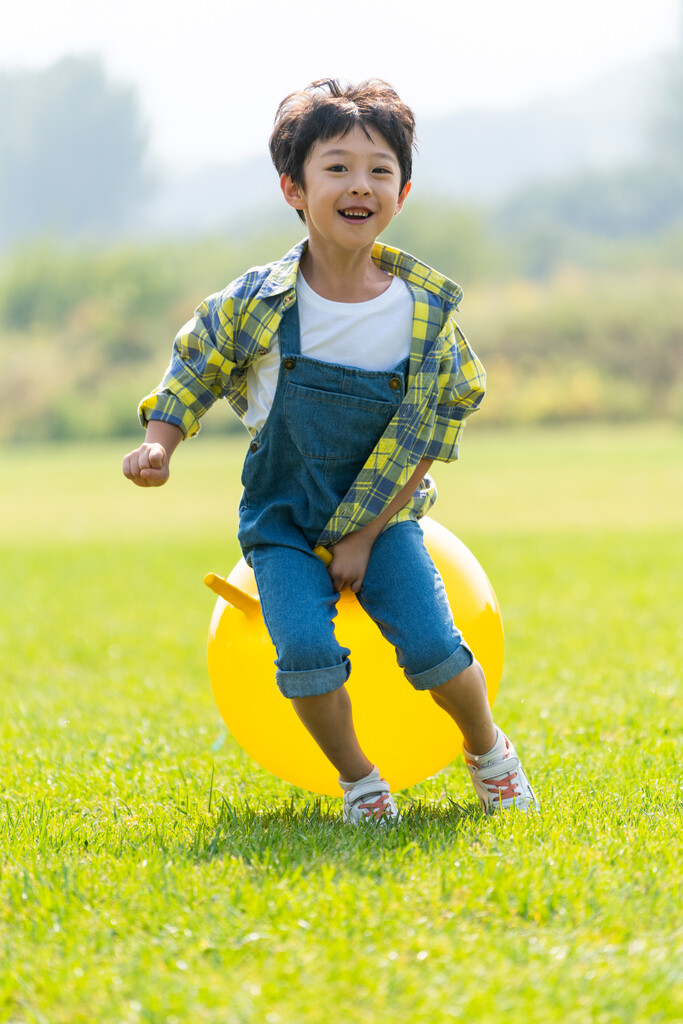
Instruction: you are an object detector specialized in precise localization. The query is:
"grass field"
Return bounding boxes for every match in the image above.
[1,425,682,1023]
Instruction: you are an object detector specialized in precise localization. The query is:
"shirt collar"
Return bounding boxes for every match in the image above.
[371,242,463,310]
[255,237,462,310]
[256,239,308,299]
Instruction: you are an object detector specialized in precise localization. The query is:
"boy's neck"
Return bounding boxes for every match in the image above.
[299,242,390,303]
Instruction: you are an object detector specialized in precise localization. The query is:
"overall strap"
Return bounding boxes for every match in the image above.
[278,302,301,357]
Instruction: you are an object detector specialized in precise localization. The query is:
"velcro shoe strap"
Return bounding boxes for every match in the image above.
[347,778,390,805]
[482,755,521,779]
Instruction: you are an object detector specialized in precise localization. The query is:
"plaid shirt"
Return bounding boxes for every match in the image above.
[139,239,485,546]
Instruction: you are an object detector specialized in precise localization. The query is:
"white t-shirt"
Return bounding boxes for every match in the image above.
[243,271,414,433]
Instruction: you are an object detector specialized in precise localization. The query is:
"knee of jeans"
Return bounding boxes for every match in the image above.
[405,641,474,691]
[273,624,349,676]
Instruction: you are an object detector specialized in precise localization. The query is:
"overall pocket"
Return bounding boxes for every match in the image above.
[284,382,397,461]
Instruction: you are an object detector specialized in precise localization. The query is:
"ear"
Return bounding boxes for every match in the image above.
[394,181,411,215]
[280,174,307,212]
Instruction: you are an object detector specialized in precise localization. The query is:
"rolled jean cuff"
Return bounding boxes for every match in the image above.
[407,641,474,691]
[276,658,351,699]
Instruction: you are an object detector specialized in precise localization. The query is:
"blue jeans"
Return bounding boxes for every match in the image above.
[251,520,473,698]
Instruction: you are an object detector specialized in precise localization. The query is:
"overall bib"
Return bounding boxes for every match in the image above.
[238,303,472,699]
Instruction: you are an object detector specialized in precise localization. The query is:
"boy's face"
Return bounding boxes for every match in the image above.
[281,125,410,254]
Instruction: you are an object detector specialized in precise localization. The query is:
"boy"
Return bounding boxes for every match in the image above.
[123,79,538,823]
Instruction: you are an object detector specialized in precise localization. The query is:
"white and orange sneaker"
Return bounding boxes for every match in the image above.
[340,766,401,825]
[464,729,539,813]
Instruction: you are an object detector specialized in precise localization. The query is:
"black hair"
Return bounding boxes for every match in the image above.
[270,78,416,223]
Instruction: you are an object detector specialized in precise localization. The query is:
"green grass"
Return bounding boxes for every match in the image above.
[1,425,682,1023]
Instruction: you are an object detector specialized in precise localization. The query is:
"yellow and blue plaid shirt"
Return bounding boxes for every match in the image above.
[139,239,486,546]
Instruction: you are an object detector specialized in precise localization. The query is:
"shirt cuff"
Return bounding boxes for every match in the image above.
[138,391,202,438]
[422,410,466,462]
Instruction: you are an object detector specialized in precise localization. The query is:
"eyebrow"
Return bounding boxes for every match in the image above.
[319,147,397,162]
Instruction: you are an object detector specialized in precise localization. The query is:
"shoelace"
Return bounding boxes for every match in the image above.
[480,770,520,802]
[354,791,393,821]
[466,744,523,802]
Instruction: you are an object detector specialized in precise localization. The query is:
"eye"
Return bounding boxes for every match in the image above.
[373,166,392,175]
[326,164,347,173]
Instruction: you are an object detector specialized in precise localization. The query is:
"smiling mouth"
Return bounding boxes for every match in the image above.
[339,210,372,220]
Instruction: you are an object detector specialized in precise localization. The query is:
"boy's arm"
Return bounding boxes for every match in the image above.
[325,458,433,593]
[122,420,184,488]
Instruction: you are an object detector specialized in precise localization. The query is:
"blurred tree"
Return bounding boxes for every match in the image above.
[383,201,507,283]
[493,30,683,268]
[496,163,683,241]
[0,56,149,246]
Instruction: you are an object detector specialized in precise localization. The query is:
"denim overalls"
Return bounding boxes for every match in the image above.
[238,302,472,698]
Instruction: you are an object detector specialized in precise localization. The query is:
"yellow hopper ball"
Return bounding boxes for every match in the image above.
[205,517,503,797]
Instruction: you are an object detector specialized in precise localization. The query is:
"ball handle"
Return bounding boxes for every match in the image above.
[313,545,333,567]
[204,572,260,618]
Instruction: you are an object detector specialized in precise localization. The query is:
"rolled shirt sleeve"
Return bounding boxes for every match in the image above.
[138,295,236,438]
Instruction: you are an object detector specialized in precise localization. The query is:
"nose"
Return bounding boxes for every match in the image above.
[349,174,372,196]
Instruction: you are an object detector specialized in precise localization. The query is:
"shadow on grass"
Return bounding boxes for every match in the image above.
[188,795,484,867]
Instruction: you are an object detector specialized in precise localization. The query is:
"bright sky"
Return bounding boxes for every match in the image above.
[2,0,680,170]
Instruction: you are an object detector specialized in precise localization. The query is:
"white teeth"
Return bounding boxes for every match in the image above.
[342,211,370,219]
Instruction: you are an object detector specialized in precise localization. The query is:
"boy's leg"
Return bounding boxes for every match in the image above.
[431,667,539,812]
[427,661,496,755]
[251,544,373,777]
[251,542,400,821]
[291,687,373,783]
[251,542,351,698]
[358,521,538,811]
[357,520,475,696]
[357,521,492,744]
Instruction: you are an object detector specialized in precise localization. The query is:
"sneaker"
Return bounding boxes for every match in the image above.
[341,768,401,825]
[464,730,539,813]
